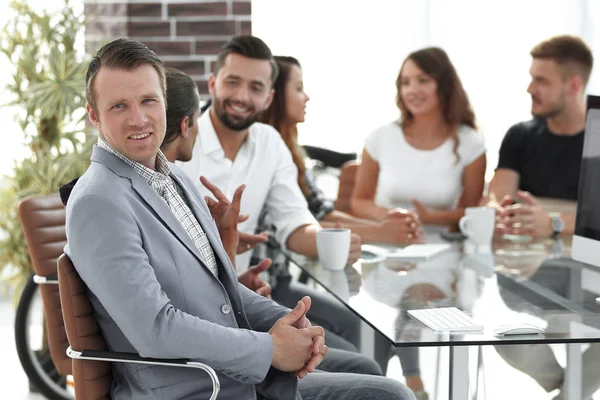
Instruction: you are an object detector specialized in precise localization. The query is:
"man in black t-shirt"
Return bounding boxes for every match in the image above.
[487,35,593,239]
[488,36,600,400]
[497,117,583,201]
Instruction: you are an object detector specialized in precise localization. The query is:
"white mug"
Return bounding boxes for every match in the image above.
[316,228,351,271]
[459,207,495,252]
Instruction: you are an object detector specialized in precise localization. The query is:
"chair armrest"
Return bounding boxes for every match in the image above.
[66,346,220,400]
[33,274,59,284]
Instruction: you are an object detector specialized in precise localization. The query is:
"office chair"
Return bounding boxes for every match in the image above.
[335,160,359,215]
[58,254,221,399]
[16,193,72,399]
[17,193,220,399]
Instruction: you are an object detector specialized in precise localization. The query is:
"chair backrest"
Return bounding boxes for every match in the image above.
[303,145,357,169]
[58,253,112,400]
[335,161,359,214]
[17,193,71,375]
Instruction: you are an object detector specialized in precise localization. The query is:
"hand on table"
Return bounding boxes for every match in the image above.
[496,191,552,238]
[489,195,514,236]
[380,205,425,243]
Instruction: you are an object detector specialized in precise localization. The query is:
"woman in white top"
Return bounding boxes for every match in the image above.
[261,56,421,245]
[352,47,486,234]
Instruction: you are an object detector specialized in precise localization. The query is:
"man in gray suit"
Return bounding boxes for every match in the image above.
[65,37,414,399]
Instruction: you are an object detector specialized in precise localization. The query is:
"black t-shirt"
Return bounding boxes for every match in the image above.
[496,118,584,200]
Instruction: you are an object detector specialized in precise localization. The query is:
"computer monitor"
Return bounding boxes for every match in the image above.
[572,95,600,266]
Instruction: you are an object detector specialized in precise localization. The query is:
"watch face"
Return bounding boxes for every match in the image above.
[552,216,565,232]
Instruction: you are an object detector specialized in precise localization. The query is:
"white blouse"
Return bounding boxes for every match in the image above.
[364,122,486,212]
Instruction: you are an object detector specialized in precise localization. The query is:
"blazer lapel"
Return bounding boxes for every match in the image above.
[130,177,210,263]
[91,147,218,279]
[170,172,239,287]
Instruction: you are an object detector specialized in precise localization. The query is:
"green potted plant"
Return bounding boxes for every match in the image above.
[0,0,95,301]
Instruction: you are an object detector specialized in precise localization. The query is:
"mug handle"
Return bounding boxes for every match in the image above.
[459,216,472,237]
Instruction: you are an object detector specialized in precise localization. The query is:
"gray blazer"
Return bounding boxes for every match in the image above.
[65,146,300,399]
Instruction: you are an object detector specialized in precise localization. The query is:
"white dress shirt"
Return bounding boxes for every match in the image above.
[178,110,317,273]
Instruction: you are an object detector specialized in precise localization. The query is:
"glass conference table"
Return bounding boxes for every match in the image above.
[274,234,600,400]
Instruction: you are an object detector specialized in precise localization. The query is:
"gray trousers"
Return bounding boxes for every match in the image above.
[318,348,382,375]
[272,277,390,374]
[298,370,416,400]
[374,337,421,377]
[272,277,360,349]
[495,343,600,399]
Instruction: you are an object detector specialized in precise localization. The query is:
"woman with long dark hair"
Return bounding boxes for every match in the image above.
[351,47,486,233]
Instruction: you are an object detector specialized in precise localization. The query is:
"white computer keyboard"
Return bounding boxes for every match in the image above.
[408,307,483,332]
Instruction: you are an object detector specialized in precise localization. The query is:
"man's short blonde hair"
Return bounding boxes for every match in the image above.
[531,35,594,87]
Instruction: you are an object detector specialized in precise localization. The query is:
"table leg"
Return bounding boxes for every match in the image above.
[449,346,469,400]
[564,342,582,400]
[472,346,485,400]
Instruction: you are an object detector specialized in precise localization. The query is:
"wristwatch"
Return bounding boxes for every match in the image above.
[549,213,564,238]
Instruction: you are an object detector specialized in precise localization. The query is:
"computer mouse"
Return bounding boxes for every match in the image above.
[493,323,545,336]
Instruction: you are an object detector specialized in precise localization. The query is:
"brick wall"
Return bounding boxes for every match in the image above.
[84,0,252,100]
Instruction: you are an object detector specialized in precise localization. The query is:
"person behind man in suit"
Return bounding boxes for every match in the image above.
[178,35,369,359]
[65,37,415,400]
[178,36,362,276]
[160,67,384,376]
[159,67,273,296]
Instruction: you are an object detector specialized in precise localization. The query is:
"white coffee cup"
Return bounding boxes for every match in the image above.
[459,207,495,252]
[316,228,351,271]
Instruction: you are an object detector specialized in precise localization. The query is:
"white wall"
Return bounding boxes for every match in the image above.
[1,0,599,180]
[253,0,600,179]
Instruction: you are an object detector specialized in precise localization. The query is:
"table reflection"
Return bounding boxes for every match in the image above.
[286,234,600,345]
[279,233,600,400]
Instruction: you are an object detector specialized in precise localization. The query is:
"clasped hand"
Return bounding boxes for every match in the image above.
[493,191,552,238]
[381,207,425,243]
[269,296,328,379]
